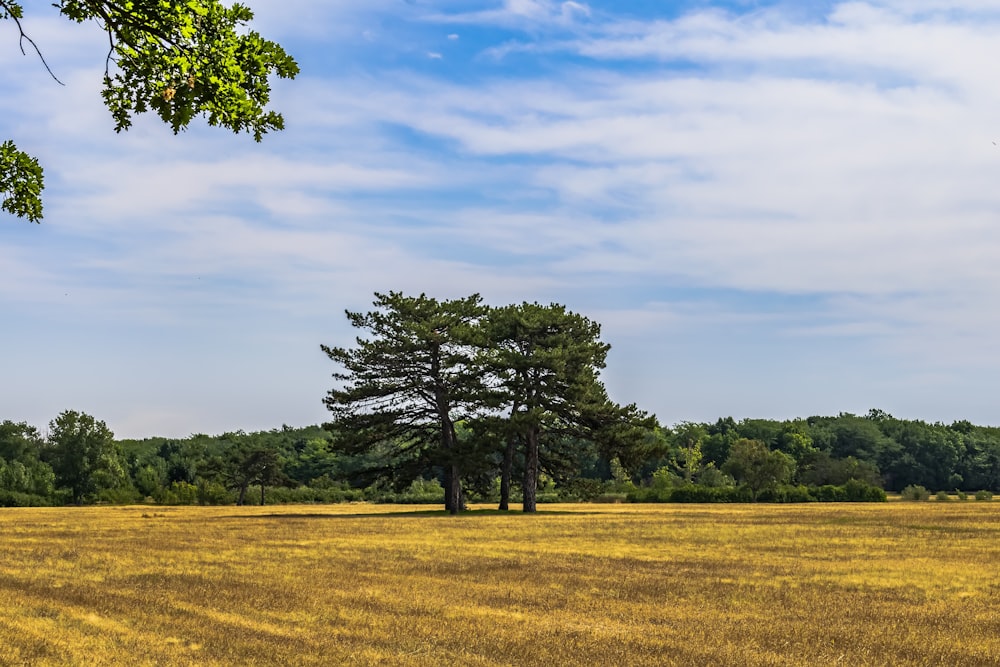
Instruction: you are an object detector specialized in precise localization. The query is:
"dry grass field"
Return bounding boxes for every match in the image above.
[0,502,998,666]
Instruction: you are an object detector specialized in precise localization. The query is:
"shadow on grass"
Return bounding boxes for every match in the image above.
[219,507,606,520]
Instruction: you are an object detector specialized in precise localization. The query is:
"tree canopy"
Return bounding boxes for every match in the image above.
[322,293,654,513]
[1,0,298,222]
[321,292,486,514]
[43,410,127,504]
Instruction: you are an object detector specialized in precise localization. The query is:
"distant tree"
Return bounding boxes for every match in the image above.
[797,451,881,487]
[702,417,738,467]
[322,292,487,514]
[0,420,42,462]
[283,437,340,486]
[774,422,818,463]
[722,438,795,501]
[43,410,129,504]
[673,422,706,483]
[203,433,284,505]
[0,420,55,500]
[880,419,964,492]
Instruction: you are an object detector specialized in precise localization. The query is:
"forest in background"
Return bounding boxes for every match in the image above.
[2,408,999,507]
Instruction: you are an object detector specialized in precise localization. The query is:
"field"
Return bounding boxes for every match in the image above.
[0,503,998,665]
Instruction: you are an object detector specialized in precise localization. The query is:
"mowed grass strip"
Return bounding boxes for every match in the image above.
[0,503,998,666]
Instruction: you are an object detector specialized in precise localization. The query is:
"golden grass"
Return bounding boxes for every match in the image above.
[0,502,998,665]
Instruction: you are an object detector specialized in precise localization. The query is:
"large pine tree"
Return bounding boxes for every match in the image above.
[322,292,486,514]
[484,302,613,512]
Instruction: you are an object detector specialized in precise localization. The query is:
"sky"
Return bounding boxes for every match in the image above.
[3,0,1000,438]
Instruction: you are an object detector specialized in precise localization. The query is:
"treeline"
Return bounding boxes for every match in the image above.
[4,292,999,509]
[4,407,1000,508]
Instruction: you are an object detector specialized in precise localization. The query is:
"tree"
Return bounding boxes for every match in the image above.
[0,420,55,501]
[1,0,298,222]
[673,422,706,483]
[722,438,795,501]
[202,433,284,505]
[322,292,487,514]
[43,410,129,504]
[484,302,613,513]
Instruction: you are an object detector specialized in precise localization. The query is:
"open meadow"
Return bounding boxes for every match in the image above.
[0,502,998,665]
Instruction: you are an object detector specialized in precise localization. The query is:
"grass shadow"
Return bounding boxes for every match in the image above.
[219,507,608,520]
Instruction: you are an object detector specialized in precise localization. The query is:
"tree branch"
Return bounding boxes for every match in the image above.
[1,1,65,85]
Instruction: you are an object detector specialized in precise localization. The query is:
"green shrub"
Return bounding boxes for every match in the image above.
[842,479,887,502]
[96,486,141,504]
[155,481,199,505]
[668,485,751,503]
[975,490,993,501]
[651,467,682,491]
[813,485,845,502]
[558,478,604,502]
[900,485,930,501]
[196,479,233,505]
[629,481,884,504]
[956,490,968,501]
[757,485,813,503]
[626,487,663,503]
[263,485,364,504]
[935,490,950,501]
[0,490,52,507]
[666,485,719,503]
[368,478,446,504]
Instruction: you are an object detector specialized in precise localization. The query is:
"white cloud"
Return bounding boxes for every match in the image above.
[424,0,592,29]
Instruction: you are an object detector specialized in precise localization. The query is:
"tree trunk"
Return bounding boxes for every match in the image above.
[260,481,266,506]
[236,484,247,506]
[499,433,516,511]
[445,464,461,515]
[440,420,461,515]
[523,427,539,513]
[444,467,454,513]
[432,344,461,515]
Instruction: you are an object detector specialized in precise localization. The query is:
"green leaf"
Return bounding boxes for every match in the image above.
[0,140,44,222]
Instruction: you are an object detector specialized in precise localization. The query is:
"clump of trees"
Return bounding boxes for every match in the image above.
[321,292,656,514]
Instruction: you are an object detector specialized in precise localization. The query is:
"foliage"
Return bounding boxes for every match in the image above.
[0,420,55,497]
[1,0,297,221]
[154,480,199,505]
[484,301,644,512]
[812,479,887,502]
[16,403,1000,506]
[974,490,993,501]
[722,438,795,500]
[0,140,43,222]
[323,292,487,513]
[629,480,885,504]
[323,294,652,514]
[201,433,284,505]
[43,410,130,504]
[900,484,930,501]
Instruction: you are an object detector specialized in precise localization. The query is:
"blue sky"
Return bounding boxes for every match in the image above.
[4,0,1000,438]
